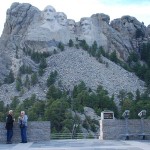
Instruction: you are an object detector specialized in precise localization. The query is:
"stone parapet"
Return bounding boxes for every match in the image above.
[100,119,150,140]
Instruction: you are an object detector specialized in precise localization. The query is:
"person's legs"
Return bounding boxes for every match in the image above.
[22,127,27,142]
[21,127,27,143]
[21,128,24,142]
[7,130,9,142]
[10,129,13,141]
[7,129,13,143]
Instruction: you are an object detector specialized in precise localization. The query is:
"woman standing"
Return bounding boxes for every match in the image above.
[18,111,28,143]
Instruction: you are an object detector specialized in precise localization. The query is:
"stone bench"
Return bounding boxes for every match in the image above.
[120,133,150,140]
[120,134,136,140]
[137,133,150,140]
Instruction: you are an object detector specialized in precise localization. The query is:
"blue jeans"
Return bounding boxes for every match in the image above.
[7,129,13,142]
[20,126,27,142]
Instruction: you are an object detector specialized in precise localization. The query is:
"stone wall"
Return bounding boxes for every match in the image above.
[100,119,150,140]
[0,121,50,143]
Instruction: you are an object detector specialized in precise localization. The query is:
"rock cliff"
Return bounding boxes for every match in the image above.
[0,2,149,104]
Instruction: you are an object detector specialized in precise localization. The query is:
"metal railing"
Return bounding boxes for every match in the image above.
[51,133,100,140]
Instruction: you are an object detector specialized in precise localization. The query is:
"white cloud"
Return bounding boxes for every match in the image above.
[0,0,150,36]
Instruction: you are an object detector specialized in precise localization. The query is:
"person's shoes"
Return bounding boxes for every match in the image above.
[6,141,12,144]
[20,141,27,143]
[23,141,27,143]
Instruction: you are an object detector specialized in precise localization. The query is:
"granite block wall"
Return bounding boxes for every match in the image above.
[0,121,50,143]
[100,119,150,140]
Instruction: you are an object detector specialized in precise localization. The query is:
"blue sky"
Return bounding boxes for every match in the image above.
[0,0,150,36]
[101,0,150,5]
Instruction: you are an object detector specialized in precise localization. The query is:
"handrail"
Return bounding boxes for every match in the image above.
[51,133,100,139]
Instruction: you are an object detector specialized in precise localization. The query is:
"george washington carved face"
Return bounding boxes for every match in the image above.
[43,5,56,21]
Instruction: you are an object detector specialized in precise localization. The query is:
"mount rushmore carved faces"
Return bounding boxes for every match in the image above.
[38,5,96,43]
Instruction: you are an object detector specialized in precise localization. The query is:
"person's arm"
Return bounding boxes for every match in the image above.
[7,115,14,124]
[18,116,21,124]
[22,115,28,124]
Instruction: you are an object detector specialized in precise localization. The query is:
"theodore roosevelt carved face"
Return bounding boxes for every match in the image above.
[68,19,76,33]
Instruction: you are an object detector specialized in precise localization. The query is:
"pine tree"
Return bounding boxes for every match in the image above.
[109,51,118,63]
[58,42,64,51]
[16,76,22,91]
[4,70,15,84]
[46,85,62,99]
[39,57,47,69]
[31,73,38,86]
[79,40,89,50]
[24,75,30,89]
[38,68,44,76]
[47,71,58,87]
[69,39,74,47]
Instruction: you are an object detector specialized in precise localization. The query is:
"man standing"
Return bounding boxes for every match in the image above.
[18,111,28,143]
[5,110,15,144]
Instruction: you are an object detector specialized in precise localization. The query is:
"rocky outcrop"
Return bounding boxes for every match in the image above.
[0,47,145,104]
[110,16,147,56]
[111,16,146,38]
[2,2,40,36]
[0,3,41,80]
[145,25,150,37]
[84,107,101,120]
[0,54,11,82]
[44,48,145,96]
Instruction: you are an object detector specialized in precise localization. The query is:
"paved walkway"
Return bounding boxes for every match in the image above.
[0,139,150,150]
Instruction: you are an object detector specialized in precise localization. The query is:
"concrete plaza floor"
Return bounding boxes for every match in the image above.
[0,139,150,150]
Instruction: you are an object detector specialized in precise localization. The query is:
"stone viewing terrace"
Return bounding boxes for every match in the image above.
[1,119,150,149]
[0,139,150,150]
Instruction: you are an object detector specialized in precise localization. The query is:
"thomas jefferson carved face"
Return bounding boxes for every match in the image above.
[68,19,76,33]
[80,18,92,35]
[43,5,56,21]
[57,12,67,26]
